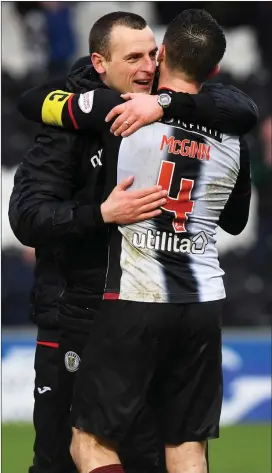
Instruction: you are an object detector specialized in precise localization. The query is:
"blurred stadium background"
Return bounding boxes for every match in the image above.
[1,2,271,473]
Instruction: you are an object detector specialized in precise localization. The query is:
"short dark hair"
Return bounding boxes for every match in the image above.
[163,9,226,83]
[89,12,147,60]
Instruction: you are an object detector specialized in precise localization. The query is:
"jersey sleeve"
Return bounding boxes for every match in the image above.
[161,84,258,135]
[17,77,69,123]
[201,84,258,134]
[218,137,251,235]
[161,88,217,125]
[18,87,124,132]
[67,89,124,132]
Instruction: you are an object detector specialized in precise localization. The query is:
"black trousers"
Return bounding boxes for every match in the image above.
[29,326,166,473]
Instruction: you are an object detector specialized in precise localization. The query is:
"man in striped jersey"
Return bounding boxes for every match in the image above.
[68,9,252,473]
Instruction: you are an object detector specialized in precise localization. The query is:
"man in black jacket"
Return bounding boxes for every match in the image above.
[9,11,257,473]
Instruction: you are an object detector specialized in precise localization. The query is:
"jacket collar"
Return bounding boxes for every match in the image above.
[66,64,109,93]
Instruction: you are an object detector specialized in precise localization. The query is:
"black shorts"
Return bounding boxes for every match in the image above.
[72,299,223,446]
[30,325,164,473]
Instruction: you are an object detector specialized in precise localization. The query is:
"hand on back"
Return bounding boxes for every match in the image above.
[101,176,168,224]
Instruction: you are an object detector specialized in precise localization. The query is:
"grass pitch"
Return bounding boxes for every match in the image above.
[2,423,271,473]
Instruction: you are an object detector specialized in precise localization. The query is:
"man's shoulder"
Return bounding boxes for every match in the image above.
[31,124,87,160]
[203,82,257,110]
[67,65,105,94]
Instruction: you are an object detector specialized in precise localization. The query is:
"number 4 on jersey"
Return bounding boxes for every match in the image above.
[157,160,194,233]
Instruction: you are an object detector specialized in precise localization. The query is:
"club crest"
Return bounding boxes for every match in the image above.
[64,351,80,372]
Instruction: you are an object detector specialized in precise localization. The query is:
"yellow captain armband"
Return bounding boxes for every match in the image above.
[41,90,73,126]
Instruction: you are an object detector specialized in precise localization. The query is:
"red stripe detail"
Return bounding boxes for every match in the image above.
[37,341,59,348]
[68,94,79,130]
[103,292,120,300]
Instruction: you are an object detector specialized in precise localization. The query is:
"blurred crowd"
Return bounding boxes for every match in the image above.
[2,1,272,327]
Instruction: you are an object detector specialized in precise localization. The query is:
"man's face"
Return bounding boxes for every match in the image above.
[93,25,157,94]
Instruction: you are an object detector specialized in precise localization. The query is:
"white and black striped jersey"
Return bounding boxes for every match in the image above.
[80,89,251,304]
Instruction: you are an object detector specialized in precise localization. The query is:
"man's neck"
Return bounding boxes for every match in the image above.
[158,69,200,94]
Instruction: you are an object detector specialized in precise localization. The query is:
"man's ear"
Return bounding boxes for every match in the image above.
[209,64,221,78]
[157,44,165,64]
[91,52,106,74]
